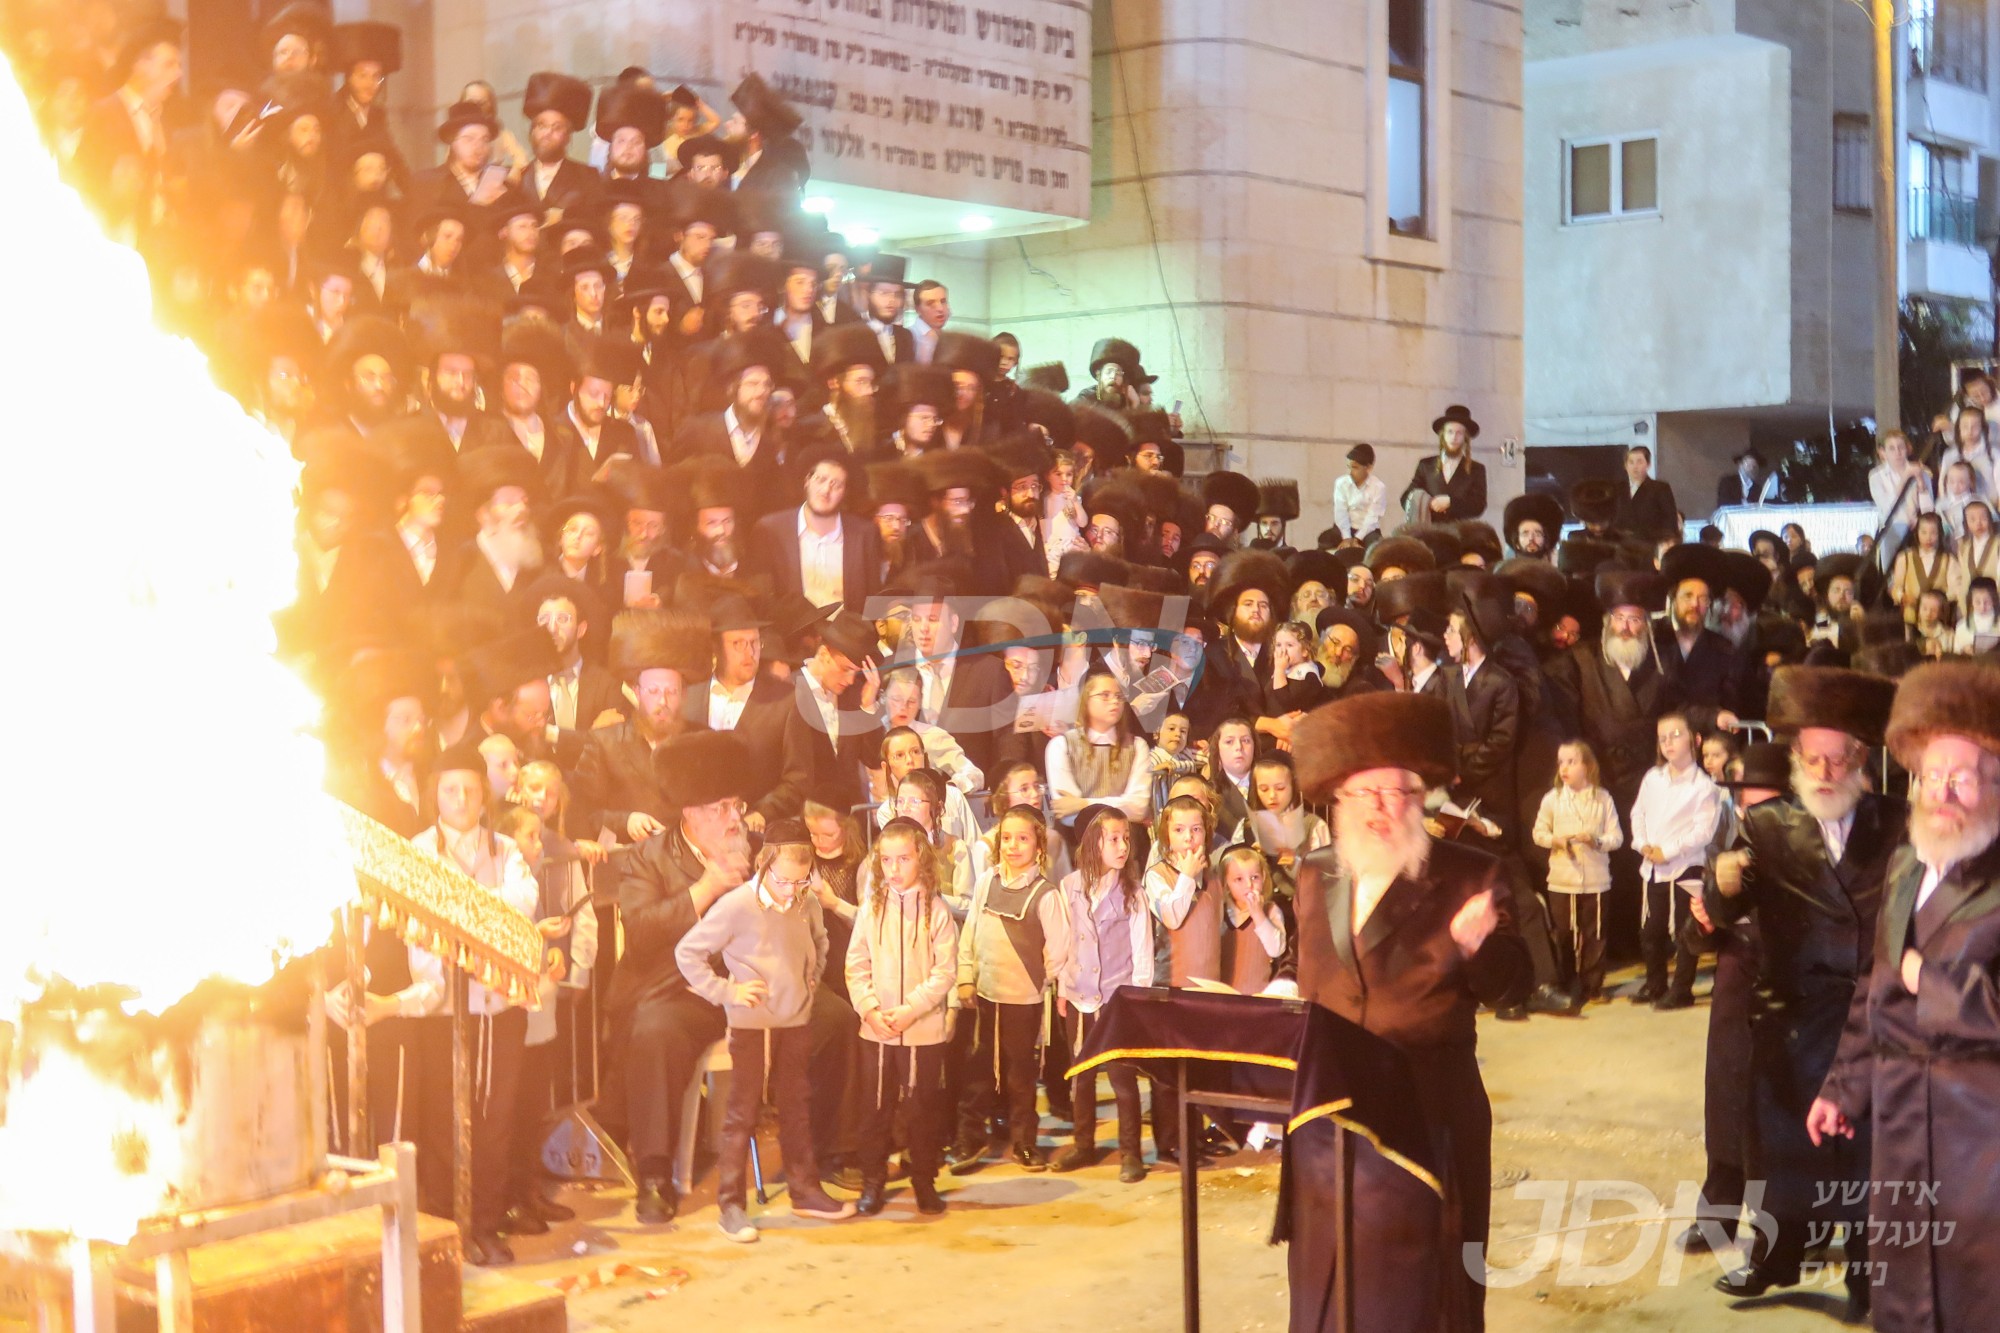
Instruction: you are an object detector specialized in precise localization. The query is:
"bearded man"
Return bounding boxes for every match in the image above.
[608,730,753,1224]
[1290,693,1531,1332]
[1185,551,1289,737]
[909,448,1000,569]
[571,608,710,844]
[669,457,746,579]
[1808,660,2000,1332]
[1547,568,1688,811]
[1656,545,1746,714]
[795,325,886,455]
[446,448,544,613]
[1314,606,1389,699]
[1702,669,1903,1320]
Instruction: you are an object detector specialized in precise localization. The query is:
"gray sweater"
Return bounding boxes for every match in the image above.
[674,876,828,1029]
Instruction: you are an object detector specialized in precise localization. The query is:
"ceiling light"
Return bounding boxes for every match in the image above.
[959,214,995,233]
[802,196,836,215]
[840,225,880,246]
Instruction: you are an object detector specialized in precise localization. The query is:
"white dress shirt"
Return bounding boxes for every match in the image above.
[915,653,958,724]
[708,677,754,731]
[1629,763,1722,884]
[1332,473,1386,538]
[398,521,437,584]
[798,506,846,608]
[724,405,760,466]
[669,251,704,304]
[1817,810,1855,868]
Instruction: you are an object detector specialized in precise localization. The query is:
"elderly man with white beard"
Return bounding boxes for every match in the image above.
[1810,660,2000,1333]
[1290,692,1532,1333]
[1700,668,1904,1320]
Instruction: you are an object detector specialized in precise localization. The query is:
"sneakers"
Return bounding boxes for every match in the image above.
[717,1203,759,1244]
[789,1188,858,1221]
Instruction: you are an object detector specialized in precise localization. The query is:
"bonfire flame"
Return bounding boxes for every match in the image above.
[0,52,353,1240]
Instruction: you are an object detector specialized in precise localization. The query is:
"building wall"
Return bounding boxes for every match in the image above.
[990,0,1525,539]
[1525,35,1794,420]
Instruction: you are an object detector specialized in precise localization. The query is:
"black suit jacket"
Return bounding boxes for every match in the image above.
[1445,660,1521,840]
[1616,477,1681,541]
[548,411,641,493]
[1185,637,1272,737]
[745,508,882,615]
[524,158,602,225]
[668,411,786,515]
[1401,455,1489,521]
[1655,624,1741,712]
[787,672,883,808]
[976,510,1048,597]
[606,827,718,1018]
[717,677,816,820]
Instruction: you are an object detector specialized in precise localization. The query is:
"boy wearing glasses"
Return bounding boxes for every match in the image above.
[676,818,857,1241]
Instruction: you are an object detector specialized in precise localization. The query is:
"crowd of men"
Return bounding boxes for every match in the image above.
[18,7,2000,1331]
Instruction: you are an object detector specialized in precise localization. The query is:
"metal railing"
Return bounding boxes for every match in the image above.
[1910,0,1988,90]
[1908,186,1978,246]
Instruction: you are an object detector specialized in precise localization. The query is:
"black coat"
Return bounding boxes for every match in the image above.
[1820,837,2000,1332]
[1401,455,1488,521]
[1706,793,1906,1254]
[717,676,816,822]
[668,411,785,515]
[1546,643,1687,807]
[1616,477,1681,542]
[570,720,676,839]
[1293,840,1532,1333]
[1444,660,1520,842]
[1654,624,1742,713]
[1185,636,1272,737]
[523,157,602,226]
[606,827,718,1018]
[744,508,882,616]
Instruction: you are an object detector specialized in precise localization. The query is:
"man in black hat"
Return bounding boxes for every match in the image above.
[528,573,622,737]
[792,324,886,454]
[317,316,414,433]
[1717,448,1781,509]
[668,334,786,501]
[1616,446,1680,543]
[746,443,881,614]
[597,83,668,204]
[552,338,642,487]
[411,99,510,237]
[1078,338,1139,413]
[1701,669,1904,1317]
[658,200,727,346]
[483,194,546,301]
[1291,692,1531,1333]
[606,730,754,1223]
[1503,491,1564,560]
[857,255,916,364]
[1656,544,1746,714]
[444,448,545,615]
[984,435,1056,589]
[1185,550,1291,736]
[572,607,710,839]
[790,609,887,797]
[461,627,573,768]
[1403,404,1489,522]
[696,595,810,827]
[521,72,601,229]
[559,249,613,361]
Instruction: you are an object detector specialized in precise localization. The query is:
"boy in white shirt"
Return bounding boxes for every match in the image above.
[1629,711,1722,1010]
[1330,443,1386,546]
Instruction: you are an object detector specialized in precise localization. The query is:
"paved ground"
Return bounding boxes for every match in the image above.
[506,966,1863,1331]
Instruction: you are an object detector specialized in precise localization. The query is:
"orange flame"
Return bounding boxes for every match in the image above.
[0,52,351,1241]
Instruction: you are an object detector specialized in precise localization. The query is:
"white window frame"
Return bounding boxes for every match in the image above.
[1562,132,1661,226]
[1366,0,1454,270]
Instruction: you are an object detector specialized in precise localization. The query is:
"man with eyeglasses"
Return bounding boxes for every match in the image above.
[605,730,755,1226]
[1702,668,1903,1319]
[1291,692,1531,1333]
[1811,660,2000,1331]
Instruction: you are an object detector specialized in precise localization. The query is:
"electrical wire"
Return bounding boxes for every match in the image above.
[1014,237,1073,299]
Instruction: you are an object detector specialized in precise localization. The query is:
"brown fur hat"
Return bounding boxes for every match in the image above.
[1452,520,1504,567]
[1367,535,1437,579]
[1411,525,1464,569]
[1595,567,1669,614]
[653,731,754,810]
[1885,659,2000,768]
[608,607,713,682]
[1371,569,1449,626]
[1767,666,1898,747]
[1097,584,1168,633]
[1295,693,1457,798]
[1205,550,1291,622]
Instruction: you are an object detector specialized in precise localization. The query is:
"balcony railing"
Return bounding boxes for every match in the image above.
[1910,3,1988,91]
[1910,186,1978,246]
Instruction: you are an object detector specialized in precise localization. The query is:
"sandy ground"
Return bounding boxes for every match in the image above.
[507,966,1861,1332]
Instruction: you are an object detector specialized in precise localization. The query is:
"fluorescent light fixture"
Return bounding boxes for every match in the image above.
[840,225,880,246]
[801,196,836,215]
[958,214,995,233]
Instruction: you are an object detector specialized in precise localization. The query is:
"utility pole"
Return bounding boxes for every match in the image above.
[1872,0,1902,431]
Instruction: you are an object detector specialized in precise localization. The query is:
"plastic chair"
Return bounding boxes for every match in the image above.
[672,1037,766,1203]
